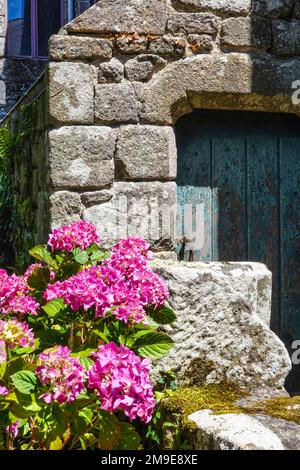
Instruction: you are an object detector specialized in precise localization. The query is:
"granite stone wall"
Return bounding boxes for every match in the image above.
[42,0,300,251]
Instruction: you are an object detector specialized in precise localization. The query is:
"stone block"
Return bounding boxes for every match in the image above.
[48,62,94,124]
[272,20,300,56]
[125,59,154,82]
[221,17,271,50]
[115,125,177,180]
[187,34,214,52]
[67,0,167,35]
[83,181,177,250]
[49,126,115,189]
[149,36,187,57]
[98,58,124,84]
[49,35,112,61]
[81,190,114,207]
[151,260,291,389]
[171,0,251,15]
[167,13,220,35]
[94,83,138,124]
[115,36,148,54]
[189,410,284,450]
[50,191,84,228]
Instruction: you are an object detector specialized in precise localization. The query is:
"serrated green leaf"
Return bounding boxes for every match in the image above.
[78,356,94,371]
[133,332,173,359]
[97,410,121,450]
[29,245,57,268]
[72,248,89,265]
[42,298,66,317]
[118,422,141,450]
[11,371,37,395]
[147,305,176,325]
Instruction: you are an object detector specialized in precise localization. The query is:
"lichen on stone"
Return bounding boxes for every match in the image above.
[247,396,300,424]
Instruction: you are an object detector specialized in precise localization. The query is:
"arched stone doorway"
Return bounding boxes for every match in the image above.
[175,108,300,393]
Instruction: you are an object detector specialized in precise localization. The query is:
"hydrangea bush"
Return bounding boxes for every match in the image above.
[0,221,176,450]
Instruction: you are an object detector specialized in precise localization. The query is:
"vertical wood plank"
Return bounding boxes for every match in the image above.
[247,135,280,332]
[212,136,247,261]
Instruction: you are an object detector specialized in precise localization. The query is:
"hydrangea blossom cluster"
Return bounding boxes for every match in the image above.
[36,346,86,404]
[44,237,169,324]
[0,340,6,364]
[0,319,34,350]
[0,385,8,395]
[88,343,155,423]
[48,220,100,252]
[0,269,39,316]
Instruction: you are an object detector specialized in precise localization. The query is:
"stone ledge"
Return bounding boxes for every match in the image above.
[171,0,251,16]
[66,0,168,35]
[151,259,291,389]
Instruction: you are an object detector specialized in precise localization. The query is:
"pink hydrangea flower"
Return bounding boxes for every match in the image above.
[44,235,169,325]
[0,269,40,317]
[48,220,100,252]
[0,319,34,350]
[36,346,86,404]
[0,385,8,395]
[88,343,155,423]
[5,421,19,438]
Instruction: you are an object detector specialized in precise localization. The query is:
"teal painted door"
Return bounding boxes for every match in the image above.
[176,110,300,392]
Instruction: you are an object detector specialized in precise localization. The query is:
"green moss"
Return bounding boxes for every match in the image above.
[162,383,245,431]
[158,383,246,449]
[246,396,300,424]
[158,385,300,449]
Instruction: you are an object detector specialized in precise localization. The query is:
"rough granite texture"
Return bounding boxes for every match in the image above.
[151,260,291,389]
[188,410,285,450]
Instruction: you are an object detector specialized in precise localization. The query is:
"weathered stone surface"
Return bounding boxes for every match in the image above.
[115,125,177,180]
[272,20,300,56]
[149,36,187,57]
[0,15,5,38]
[188,410,284,450]
[151,260,291,388]
[139,54,300,124]
[254,414,300,450]
[167,13,220,35]
[221,17,271,50]
[81,190,114,207]
[253,0,294,18]
[187,34,214,52]
[50,191,84,228]
[94,84,138,124]
[67,0,167,34]
[171,0,251,15]
[48,62,94,124]
[125,59,154,82]
[49,126,115,189]
[49,35,113,61]
[98,58,124,84]
[115,35,148,54]
[83,182,177,250]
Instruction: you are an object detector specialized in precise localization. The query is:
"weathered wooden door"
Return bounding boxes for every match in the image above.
[176,110,300,391]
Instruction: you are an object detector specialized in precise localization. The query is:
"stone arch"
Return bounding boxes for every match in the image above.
[139,53,300,126]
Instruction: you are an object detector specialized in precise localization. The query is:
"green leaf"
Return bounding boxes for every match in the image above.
[118,422,141,450]
[0,362,6,379]
[11,371,38,395]
[48,436,63,450]
[29,245,57,268]
[78,356,94,371]
[72,248,89,265]
[42,298,66,317]
[97,410,121,450]
[133,332,173,359]
[147,305,176,325]
[27,266,51,291]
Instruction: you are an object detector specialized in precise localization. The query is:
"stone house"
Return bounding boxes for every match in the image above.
[1,0,300,409]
